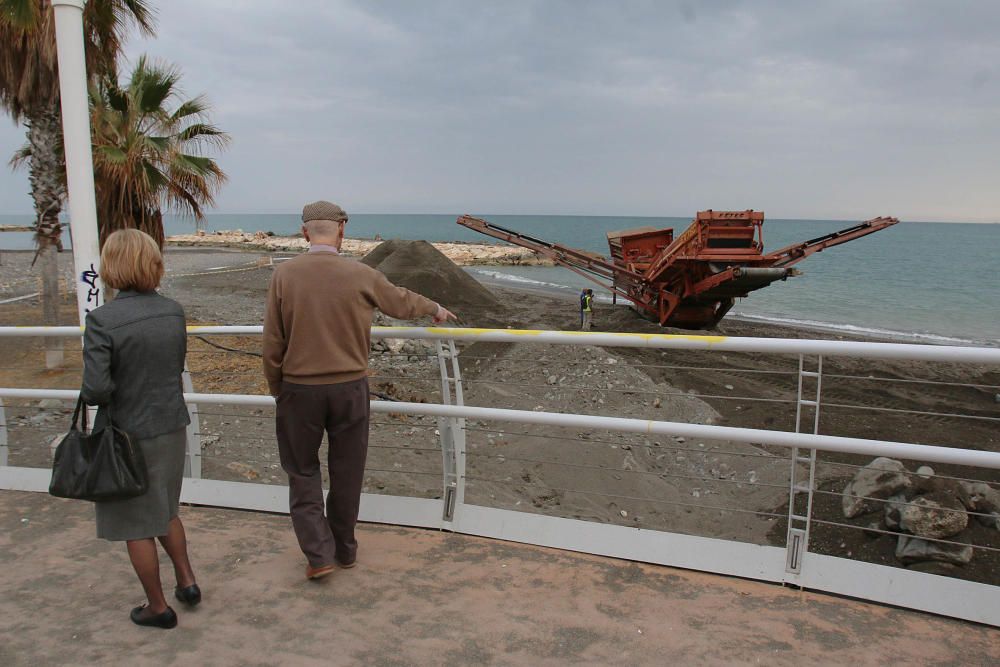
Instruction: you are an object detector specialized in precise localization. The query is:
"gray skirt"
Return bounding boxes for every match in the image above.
[95,428,187,541]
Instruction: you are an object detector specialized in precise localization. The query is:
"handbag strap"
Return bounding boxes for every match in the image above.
[71,396,85,431]
[73,396,112,433]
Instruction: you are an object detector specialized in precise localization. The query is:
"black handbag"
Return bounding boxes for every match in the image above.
[49,398,148,501]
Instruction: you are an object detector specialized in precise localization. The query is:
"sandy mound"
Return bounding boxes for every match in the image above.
[362,240,500,311]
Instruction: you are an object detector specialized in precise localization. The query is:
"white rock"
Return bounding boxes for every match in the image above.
[915,465,935,479]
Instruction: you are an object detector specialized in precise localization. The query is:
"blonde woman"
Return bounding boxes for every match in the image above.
[80,229,199,629]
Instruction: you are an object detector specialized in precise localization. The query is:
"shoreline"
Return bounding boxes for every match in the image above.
[469,273,997,347]
[169,236,992,346]
[166,230,555,266]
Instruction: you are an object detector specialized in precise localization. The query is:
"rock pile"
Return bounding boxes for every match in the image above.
[842,457,1000,566]
[361,239,501,312]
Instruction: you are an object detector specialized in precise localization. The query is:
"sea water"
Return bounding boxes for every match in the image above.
[2,213,997,345]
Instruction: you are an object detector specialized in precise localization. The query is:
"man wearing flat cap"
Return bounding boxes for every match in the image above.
[263,200,456,580]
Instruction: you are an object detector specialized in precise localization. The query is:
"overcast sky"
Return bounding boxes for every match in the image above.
[1,0,998,221]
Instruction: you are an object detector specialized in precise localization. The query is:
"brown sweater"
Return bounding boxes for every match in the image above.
[263,251,438,395]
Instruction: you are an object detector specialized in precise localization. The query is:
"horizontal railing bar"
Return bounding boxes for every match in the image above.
[6,387,1000,470]
[3,326,999,364]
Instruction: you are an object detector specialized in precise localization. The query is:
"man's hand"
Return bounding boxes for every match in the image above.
[433,305,458,324]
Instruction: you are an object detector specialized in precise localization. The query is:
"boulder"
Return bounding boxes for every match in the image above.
[842,457,912,518]
[883,493,908,531]
[896,535,973,566]
[963,482,1000,529]
[913,476,973,510]
[900,492,968,539]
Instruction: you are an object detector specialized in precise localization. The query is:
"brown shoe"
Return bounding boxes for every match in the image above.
[336,558,356,569]
[306,563,336,580]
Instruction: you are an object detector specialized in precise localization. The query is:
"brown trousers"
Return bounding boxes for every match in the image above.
[275,378,369,567]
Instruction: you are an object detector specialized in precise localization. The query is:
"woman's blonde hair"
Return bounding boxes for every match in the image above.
[99,229,164,292]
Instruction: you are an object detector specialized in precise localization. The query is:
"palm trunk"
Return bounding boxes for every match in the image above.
[27,105,67,368]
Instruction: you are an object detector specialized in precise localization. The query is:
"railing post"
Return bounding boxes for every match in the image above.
[448,339,467,522]
[435,339,465,525]
[785,354,822,575]
[182,366,202,479]
[0,398,8,467]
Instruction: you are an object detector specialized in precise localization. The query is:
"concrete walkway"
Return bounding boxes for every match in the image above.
[1,490,996,666]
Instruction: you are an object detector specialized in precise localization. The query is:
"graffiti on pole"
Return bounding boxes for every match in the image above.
[81,263,101,313]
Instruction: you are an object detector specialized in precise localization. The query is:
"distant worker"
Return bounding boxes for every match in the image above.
[579,289,587,327]
[581,288,594,331]
[263,200,457,580]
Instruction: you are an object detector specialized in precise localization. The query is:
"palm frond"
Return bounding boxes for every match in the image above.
[89,53,228,243]
[95,144,128,163]
[8,139,30,169]
[175,122,231,150]
[1,0,42,30]
[169,96,209,122]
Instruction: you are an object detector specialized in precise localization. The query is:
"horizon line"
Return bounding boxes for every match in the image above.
[1,211,997,224]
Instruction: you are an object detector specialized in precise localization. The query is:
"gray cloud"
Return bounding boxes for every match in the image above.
[1,0,997,221]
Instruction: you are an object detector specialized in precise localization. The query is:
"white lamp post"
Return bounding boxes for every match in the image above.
[51,0,103,324]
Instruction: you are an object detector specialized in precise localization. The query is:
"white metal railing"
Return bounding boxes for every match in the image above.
[1,325,999,626]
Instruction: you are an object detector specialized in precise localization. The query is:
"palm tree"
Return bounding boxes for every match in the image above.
[1,0,153,346]
[89,55,228,247]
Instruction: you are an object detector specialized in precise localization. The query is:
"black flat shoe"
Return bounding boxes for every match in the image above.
[175,584,202,606]
[130,605,177,629]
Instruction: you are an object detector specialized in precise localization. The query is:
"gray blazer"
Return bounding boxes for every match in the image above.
[81,290,191,440]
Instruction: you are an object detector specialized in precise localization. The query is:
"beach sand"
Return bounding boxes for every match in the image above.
[0,245,997,584]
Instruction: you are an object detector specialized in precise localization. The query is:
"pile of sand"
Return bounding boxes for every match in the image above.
[362,240,500,311]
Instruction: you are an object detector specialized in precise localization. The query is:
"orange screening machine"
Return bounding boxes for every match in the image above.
[457,210,898,329]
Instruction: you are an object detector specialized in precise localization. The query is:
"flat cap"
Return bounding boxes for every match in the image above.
[302,200,348,223]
